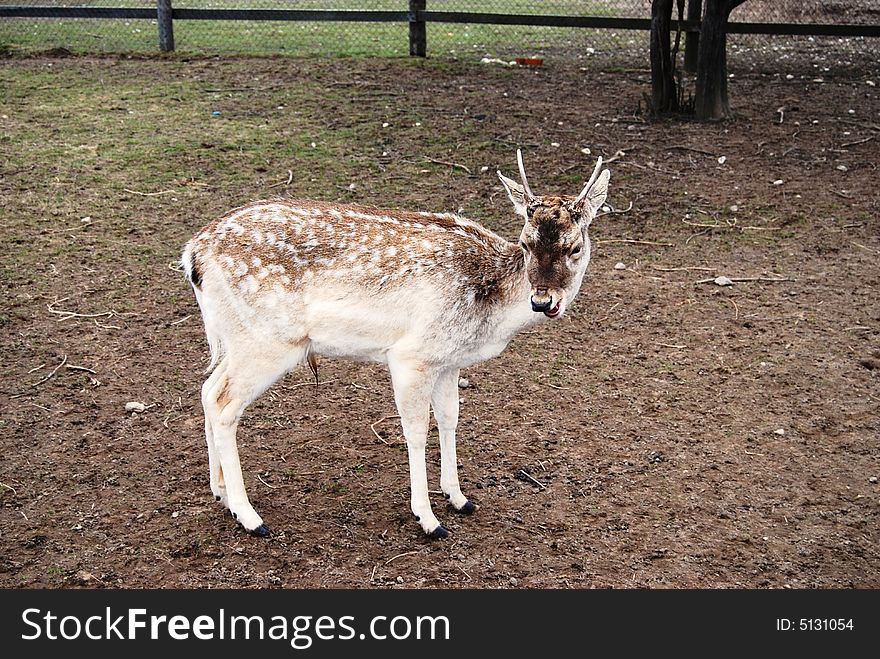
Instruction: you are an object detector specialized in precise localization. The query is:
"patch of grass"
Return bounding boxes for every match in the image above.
[45,565,66,583]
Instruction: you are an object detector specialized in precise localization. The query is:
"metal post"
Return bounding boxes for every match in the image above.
[409,0,426,57]
[157,0,174,52]
[684,0,702,73]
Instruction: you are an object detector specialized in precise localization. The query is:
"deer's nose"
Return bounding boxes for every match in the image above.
[530,290,553,312]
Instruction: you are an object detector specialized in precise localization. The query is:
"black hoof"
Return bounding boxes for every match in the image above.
[457,500,476,515]
[250,524,271,537]
[428,525,449,539]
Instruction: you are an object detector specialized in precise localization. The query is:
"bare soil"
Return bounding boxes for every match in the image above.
[0,53,878,588]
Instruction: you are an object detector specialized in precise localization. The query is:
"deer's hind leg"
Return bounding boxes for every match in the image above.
[202,358,230,507]
[201,340,309,535]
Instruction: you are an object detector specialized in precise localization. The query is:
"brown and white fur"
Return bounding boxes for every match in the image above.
[181,150,610,538]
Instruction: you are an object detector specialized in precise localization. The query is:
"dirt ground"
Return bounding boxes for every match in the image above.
[1,52,878,589]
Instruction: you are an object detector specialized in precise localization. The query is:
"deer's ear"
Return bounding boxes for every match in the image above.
[573,169,610,225]
[497,171,530,218]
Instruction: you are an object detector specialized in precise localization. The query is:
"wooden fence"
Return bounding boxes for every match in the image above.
[1,1,877,56]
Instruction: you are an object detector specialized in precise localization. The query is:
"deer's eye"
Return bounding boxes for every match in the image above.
[520,240,530,253]
[570,244,583,257]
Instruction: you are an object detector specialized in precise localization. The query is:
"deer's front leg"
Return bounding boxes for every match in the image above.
[432,367,475,514]
[388,355,446,538]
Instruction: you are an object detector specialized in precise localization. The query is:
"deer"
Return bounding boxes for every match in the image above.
[181,150,610,538]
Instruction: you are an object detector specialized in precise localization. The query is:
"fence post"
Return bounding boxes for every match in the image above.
[409,0,426,57]
[683,0,701,73]
[157,0,175,52]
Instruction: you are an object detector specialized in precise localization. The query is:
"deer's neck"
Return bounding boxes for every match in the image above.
[475,241,541,348]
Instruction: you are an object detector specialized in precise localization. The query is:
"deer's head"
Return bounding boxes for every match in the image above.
[498,150,610,319]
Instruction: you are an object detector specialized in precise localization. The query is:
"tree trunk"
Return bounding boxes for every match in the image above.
[683,0,702,73]
[649,0,678,116]
[694,0,747,120]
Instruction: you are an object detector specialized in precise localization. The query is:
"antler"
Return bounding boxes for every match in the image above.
[516,149,534,199]
[574,156,604,206]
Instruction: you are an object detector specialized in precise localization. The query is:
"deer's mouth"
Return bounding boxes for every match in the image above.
[544,301,562,318]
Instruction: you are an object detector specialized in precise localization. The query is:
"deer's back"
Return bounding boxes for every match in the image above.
[185,199,525,364]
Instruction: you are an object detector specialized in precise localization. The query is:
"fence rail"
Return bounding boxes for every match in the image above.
[1,2,878,60]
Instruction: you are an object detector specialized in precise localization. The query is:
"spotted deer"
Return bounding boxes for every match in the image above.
[181,150,610,538]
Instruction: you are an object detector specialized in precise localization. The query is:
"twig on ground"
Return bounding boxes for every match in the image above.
[603,149,628,164]
[840,135,874,148]
[27,363,46,374]
[66,365,96,374]
[32,355,67,388]
[595,201,634,218]
[683,216,781,232]
[0,481,17,495]
[257,474,283,489]
[656,342,687,349]
[424,156,472,174]
[729,298,740,320]
[385,550,421,565]
[597,239,673,247]
[267,170,294,189]
[695,276,795,284]
[123,188,176,196]
[835,118,880,132]
[649,265,714,272]
[370,415,402,445]
[852,242,880,255]
[517,469,547,490]
[47,297,115,321]
[664,145,717,156]
[170,315,191,326]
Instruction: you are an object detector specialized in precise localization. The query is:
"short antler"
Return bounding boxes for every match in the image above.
[574,156,604,207]
[516,149,534,199]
